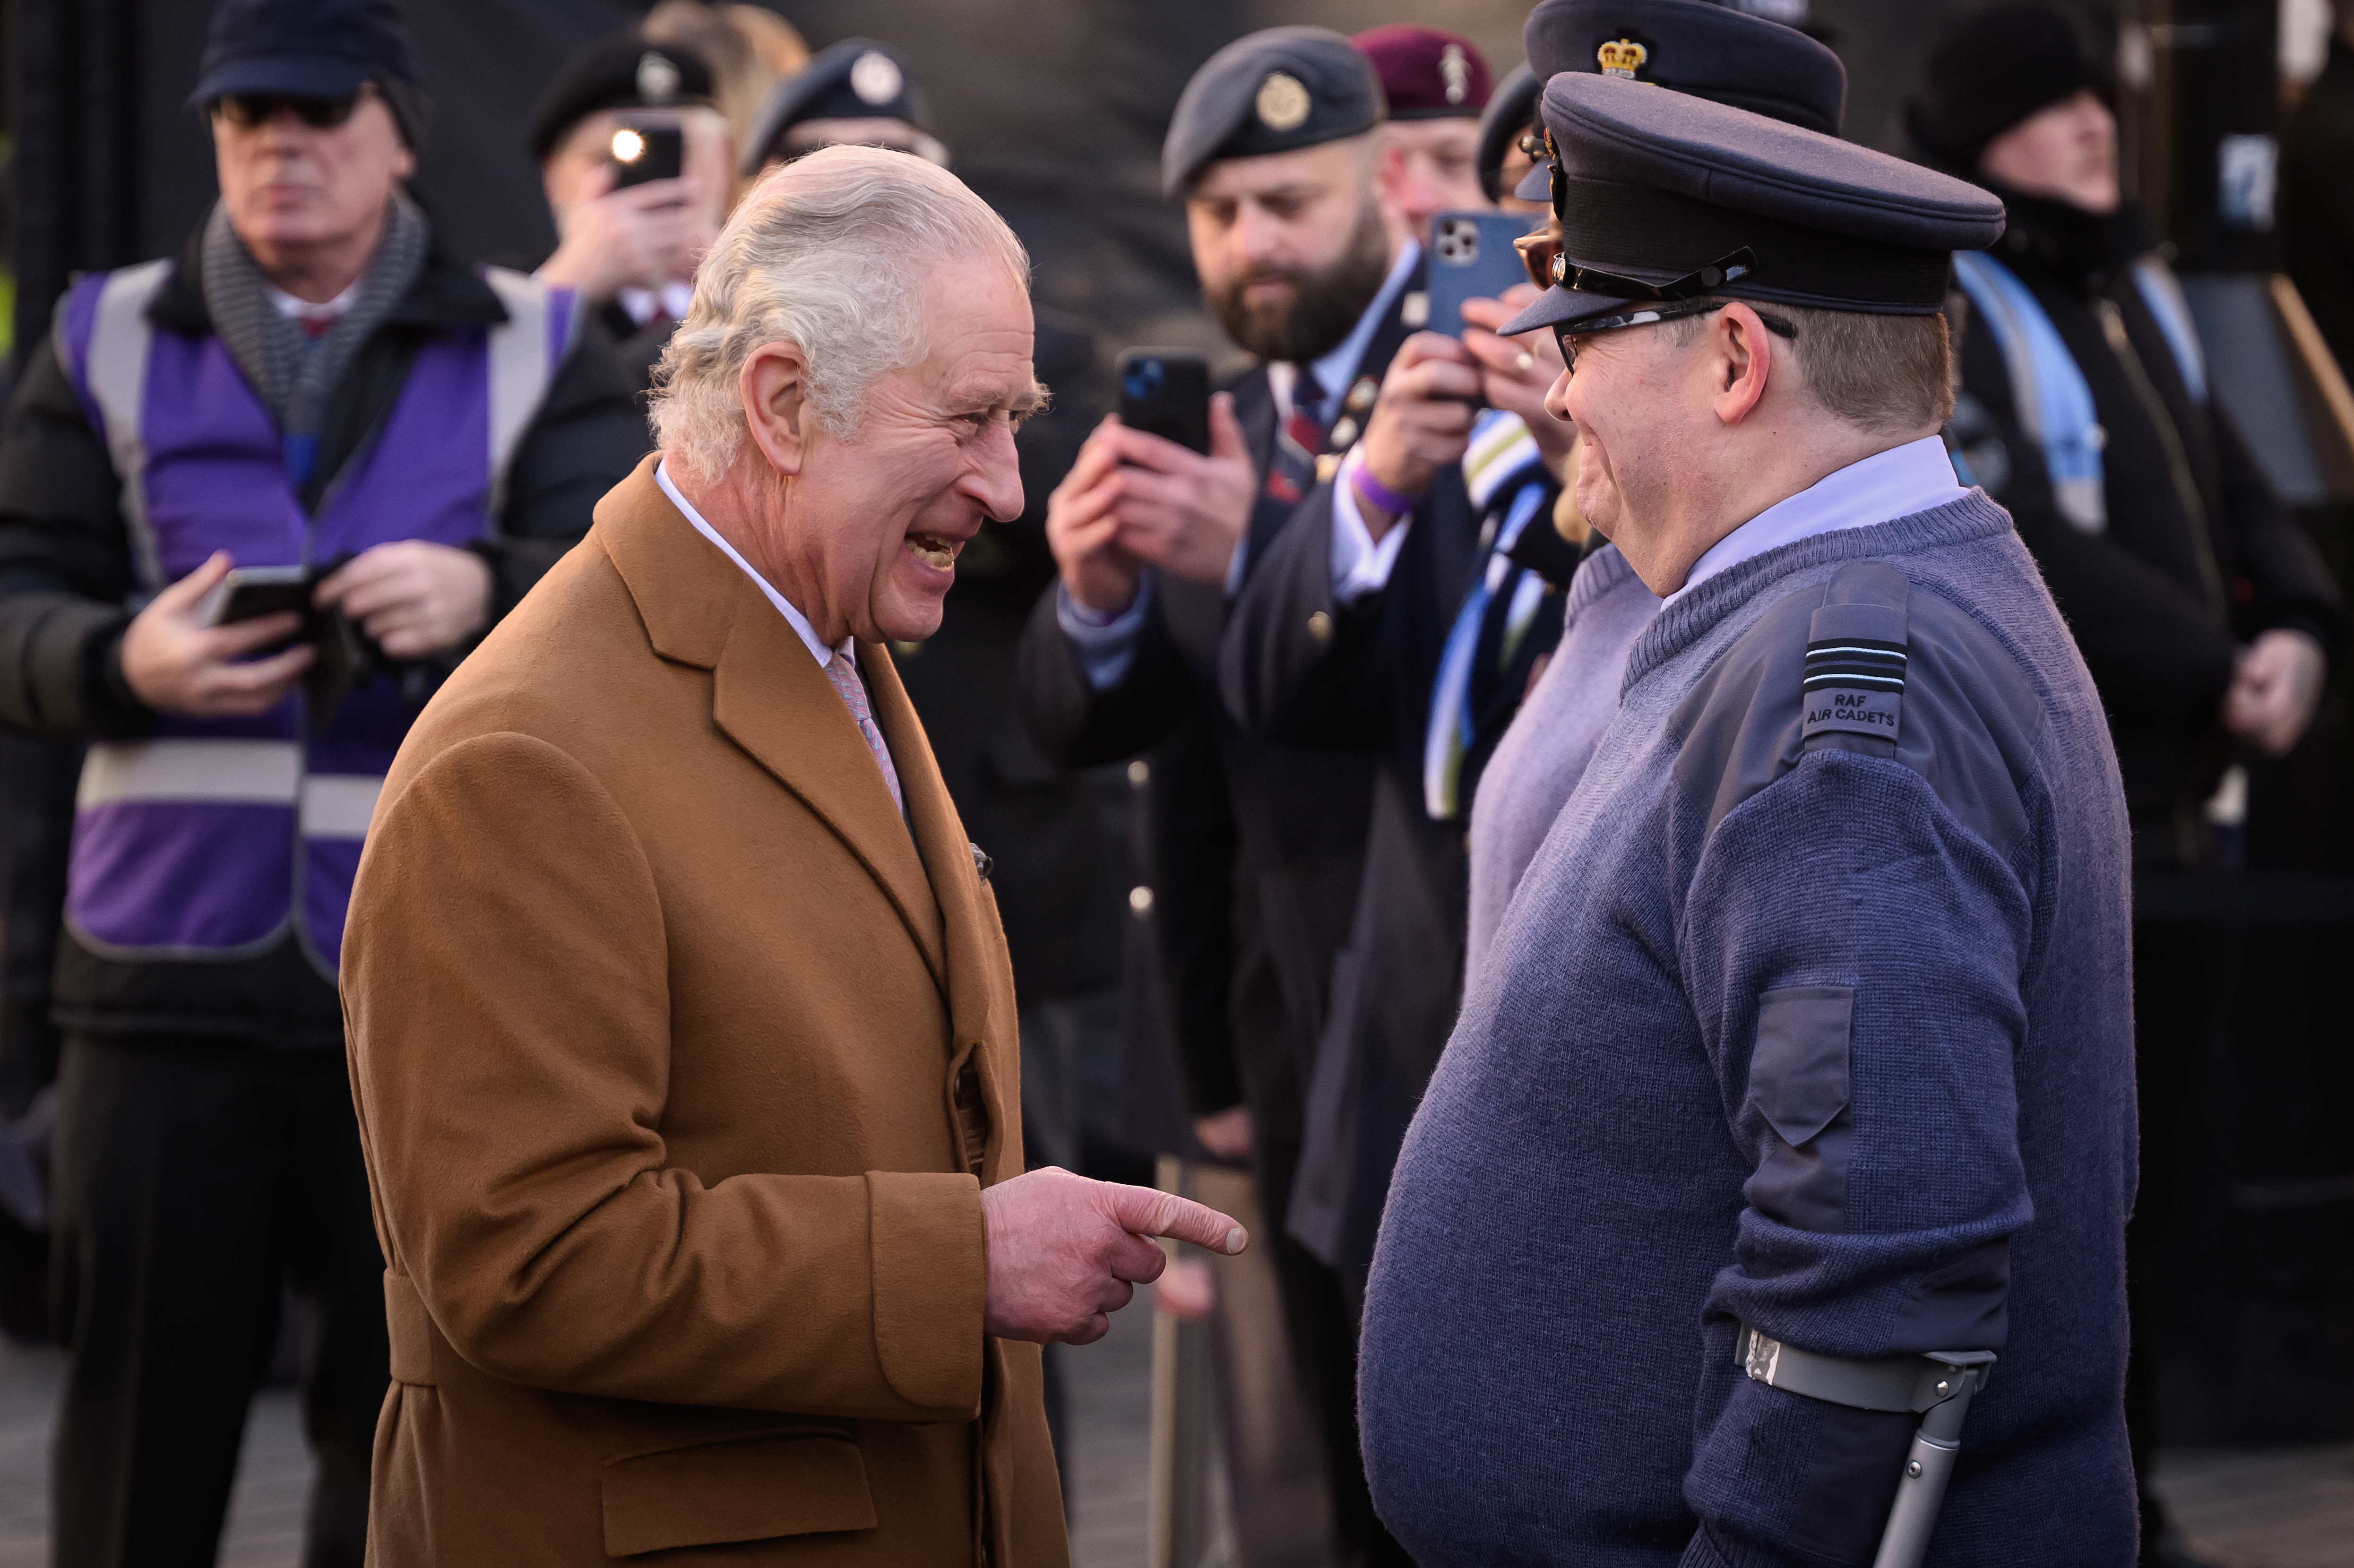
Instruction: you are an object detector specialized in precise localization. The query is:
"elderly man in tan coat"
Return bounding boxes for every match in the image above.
[342,146,1246,1566]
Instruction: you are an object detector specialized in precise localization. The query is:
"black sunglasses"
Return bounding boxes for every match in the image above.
[215,89,365,130]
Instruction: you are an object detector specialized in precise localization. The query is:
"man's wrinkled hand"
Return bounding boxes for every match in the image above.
[121,551,315,717]
[1359,332,1482,528]
[1096,393,1256,588]
[2223,628,2327,757]
[980,1166,1246,1345]
[313,540,493,660]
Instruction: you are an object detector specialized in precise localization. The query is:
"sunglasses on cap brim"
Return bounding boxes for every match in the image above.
[214,88,370,130]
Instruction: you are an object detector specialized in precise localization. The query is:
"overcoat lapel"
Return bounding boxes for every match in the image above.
[861,647,1009,1127]
[598,462,948,990]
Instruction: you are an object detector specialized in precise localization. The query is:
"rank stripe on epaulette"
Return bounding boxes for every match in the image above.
[1802,638,1908,690]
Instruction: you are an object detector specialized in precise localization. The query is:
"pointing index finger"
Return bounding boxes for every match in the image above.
[1104,1182,1248,1255]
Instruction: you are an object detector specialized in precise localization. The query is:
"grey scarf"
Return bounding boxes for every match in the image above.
[201,191,429,476]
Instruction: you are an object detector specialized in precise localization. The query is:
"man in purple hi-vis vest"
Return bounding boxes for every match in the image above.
[0,0,643,1559]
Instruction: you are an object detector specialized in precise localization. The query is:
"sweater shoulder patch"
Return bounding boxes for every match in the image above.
[1671,561,2044,861]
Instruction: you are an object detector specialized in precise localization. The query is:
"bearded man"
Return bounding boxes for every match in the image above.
[1012,26,1417,1568]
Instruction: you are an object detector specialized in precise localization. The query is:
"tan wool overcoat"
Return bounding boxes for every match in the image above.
[342,461,1068,1566]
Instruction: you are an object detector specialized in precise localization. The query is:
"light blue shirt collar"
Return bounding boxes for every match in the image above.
[1304,238,1420,411]
[1663,436,1966,609]
[655,459,845,667]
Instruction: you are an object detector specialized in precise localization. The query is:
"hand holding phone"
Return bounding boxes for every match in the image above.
[609,122,686,190]
[121,553,317,718]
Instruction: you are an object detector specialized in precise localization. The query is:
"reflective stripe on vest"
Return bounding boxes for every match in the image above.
[76,259,176,591]
[59,259,576,971]
[482,265,582,524]
[77,739,382,838]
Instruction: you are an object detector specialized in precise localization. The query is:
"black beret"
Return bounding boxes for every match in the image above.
[1162,27,1386,198]
[1477,62,1542,202]
[1524,0,1847,139]
[743,38,934,175]
[1500,73,2005,335]
[1904,2,2111,171]
[528,35,713,162]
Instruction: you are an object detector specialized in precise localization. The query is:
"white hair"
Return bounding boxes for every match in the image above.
[650,145,1031,481]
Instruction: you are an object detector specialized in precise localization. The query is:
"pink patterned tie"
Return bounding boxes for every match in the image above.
[823,651,905,817]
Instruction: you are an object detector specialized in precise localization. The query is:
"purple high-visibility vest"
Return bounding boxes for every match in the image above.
[58,258,578,975]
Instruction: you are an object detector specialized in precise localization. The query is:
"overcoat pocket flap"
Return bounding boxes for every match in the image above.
[602,1431,876,1557]
[1747,986,1855,1147]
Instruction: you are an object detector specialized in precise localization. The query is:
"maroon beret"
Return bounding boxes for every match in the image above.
[1352,24,1492,120]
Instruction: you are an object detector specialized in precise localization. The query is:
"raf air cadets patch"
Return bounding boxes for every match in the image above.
[1596,39,1649,79]
[1800,599,1908,742]
[1256,71,1312,132]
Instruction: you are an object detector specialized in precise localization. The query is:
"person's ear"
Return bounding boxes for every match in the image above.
[740,340,814,479]
[1709,302,1776,427]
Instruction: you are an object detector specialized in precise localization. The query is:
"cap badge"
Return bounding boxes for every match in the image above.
[1440,43,1470,105]
[1551,253,1568,283]
[850,50,904,107]
[1596,39,1649,79]
[1256,71,1312,132]
[636,51,682,106]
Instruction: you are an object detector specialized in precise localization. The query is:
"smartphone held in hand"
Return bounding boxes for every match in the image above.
[1426,210,1542,340]
[1115,348,1212,455]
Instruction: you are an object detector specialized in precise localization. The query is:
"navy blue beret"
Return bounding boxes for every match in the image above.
[1477,62,1542,202]
[1500,73,2004,335]
[744,39,932,175]
[1163,27,1385,198]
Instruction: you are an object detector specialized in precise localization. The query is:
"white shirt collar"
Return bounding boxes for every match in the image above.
[1273,238,1422,419]
[617,280,696,327]
[1662,436,1965,609]
[267,279,362,321]
[655,460,844,668]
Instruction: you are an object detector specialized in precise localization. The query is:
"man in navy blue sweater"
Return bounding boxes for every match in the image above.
[1359,66,2139,1568]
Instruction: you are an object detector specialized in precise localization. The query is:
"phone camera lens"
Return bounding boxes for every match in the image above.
[1122,360,1165,400]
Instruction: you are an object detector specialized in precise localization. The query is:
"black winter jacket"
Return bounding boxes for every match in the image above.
[1949,190,2342,856]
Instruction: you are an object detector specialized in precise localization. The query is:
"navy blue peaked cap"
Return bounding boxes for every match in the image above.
[1477,62,1542,202]
[743,39,932,175]
[1163,27,1385,197]
[1511,0,1846,198]
[190,0,420,105]
[1500,73,2005,336]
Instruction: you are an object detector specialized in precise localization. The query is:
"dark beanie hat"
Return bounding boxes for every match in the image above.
[1905,1,2111,170]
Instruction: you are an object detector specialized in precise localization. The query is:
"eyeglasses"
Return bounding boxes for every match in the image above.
[214,89,366,130]
[1551,296,1798,374]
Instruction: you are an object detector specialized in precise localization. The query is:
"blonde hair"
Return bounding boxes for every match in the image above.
[650,145,1030,481]
[641,0,810,158]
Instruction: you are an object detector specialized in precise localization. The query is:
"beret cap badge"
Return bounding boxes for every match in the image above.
[1440,43,1470,104]
[1256,70,1313,132]
[635,51,682,106]
[1596,39,1649,79]
[849,50,904,107]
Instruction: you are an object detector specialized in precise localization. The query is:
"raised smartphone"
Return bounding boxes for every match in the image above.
[1115,348,1212,455]
[1425,209,1543,339]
